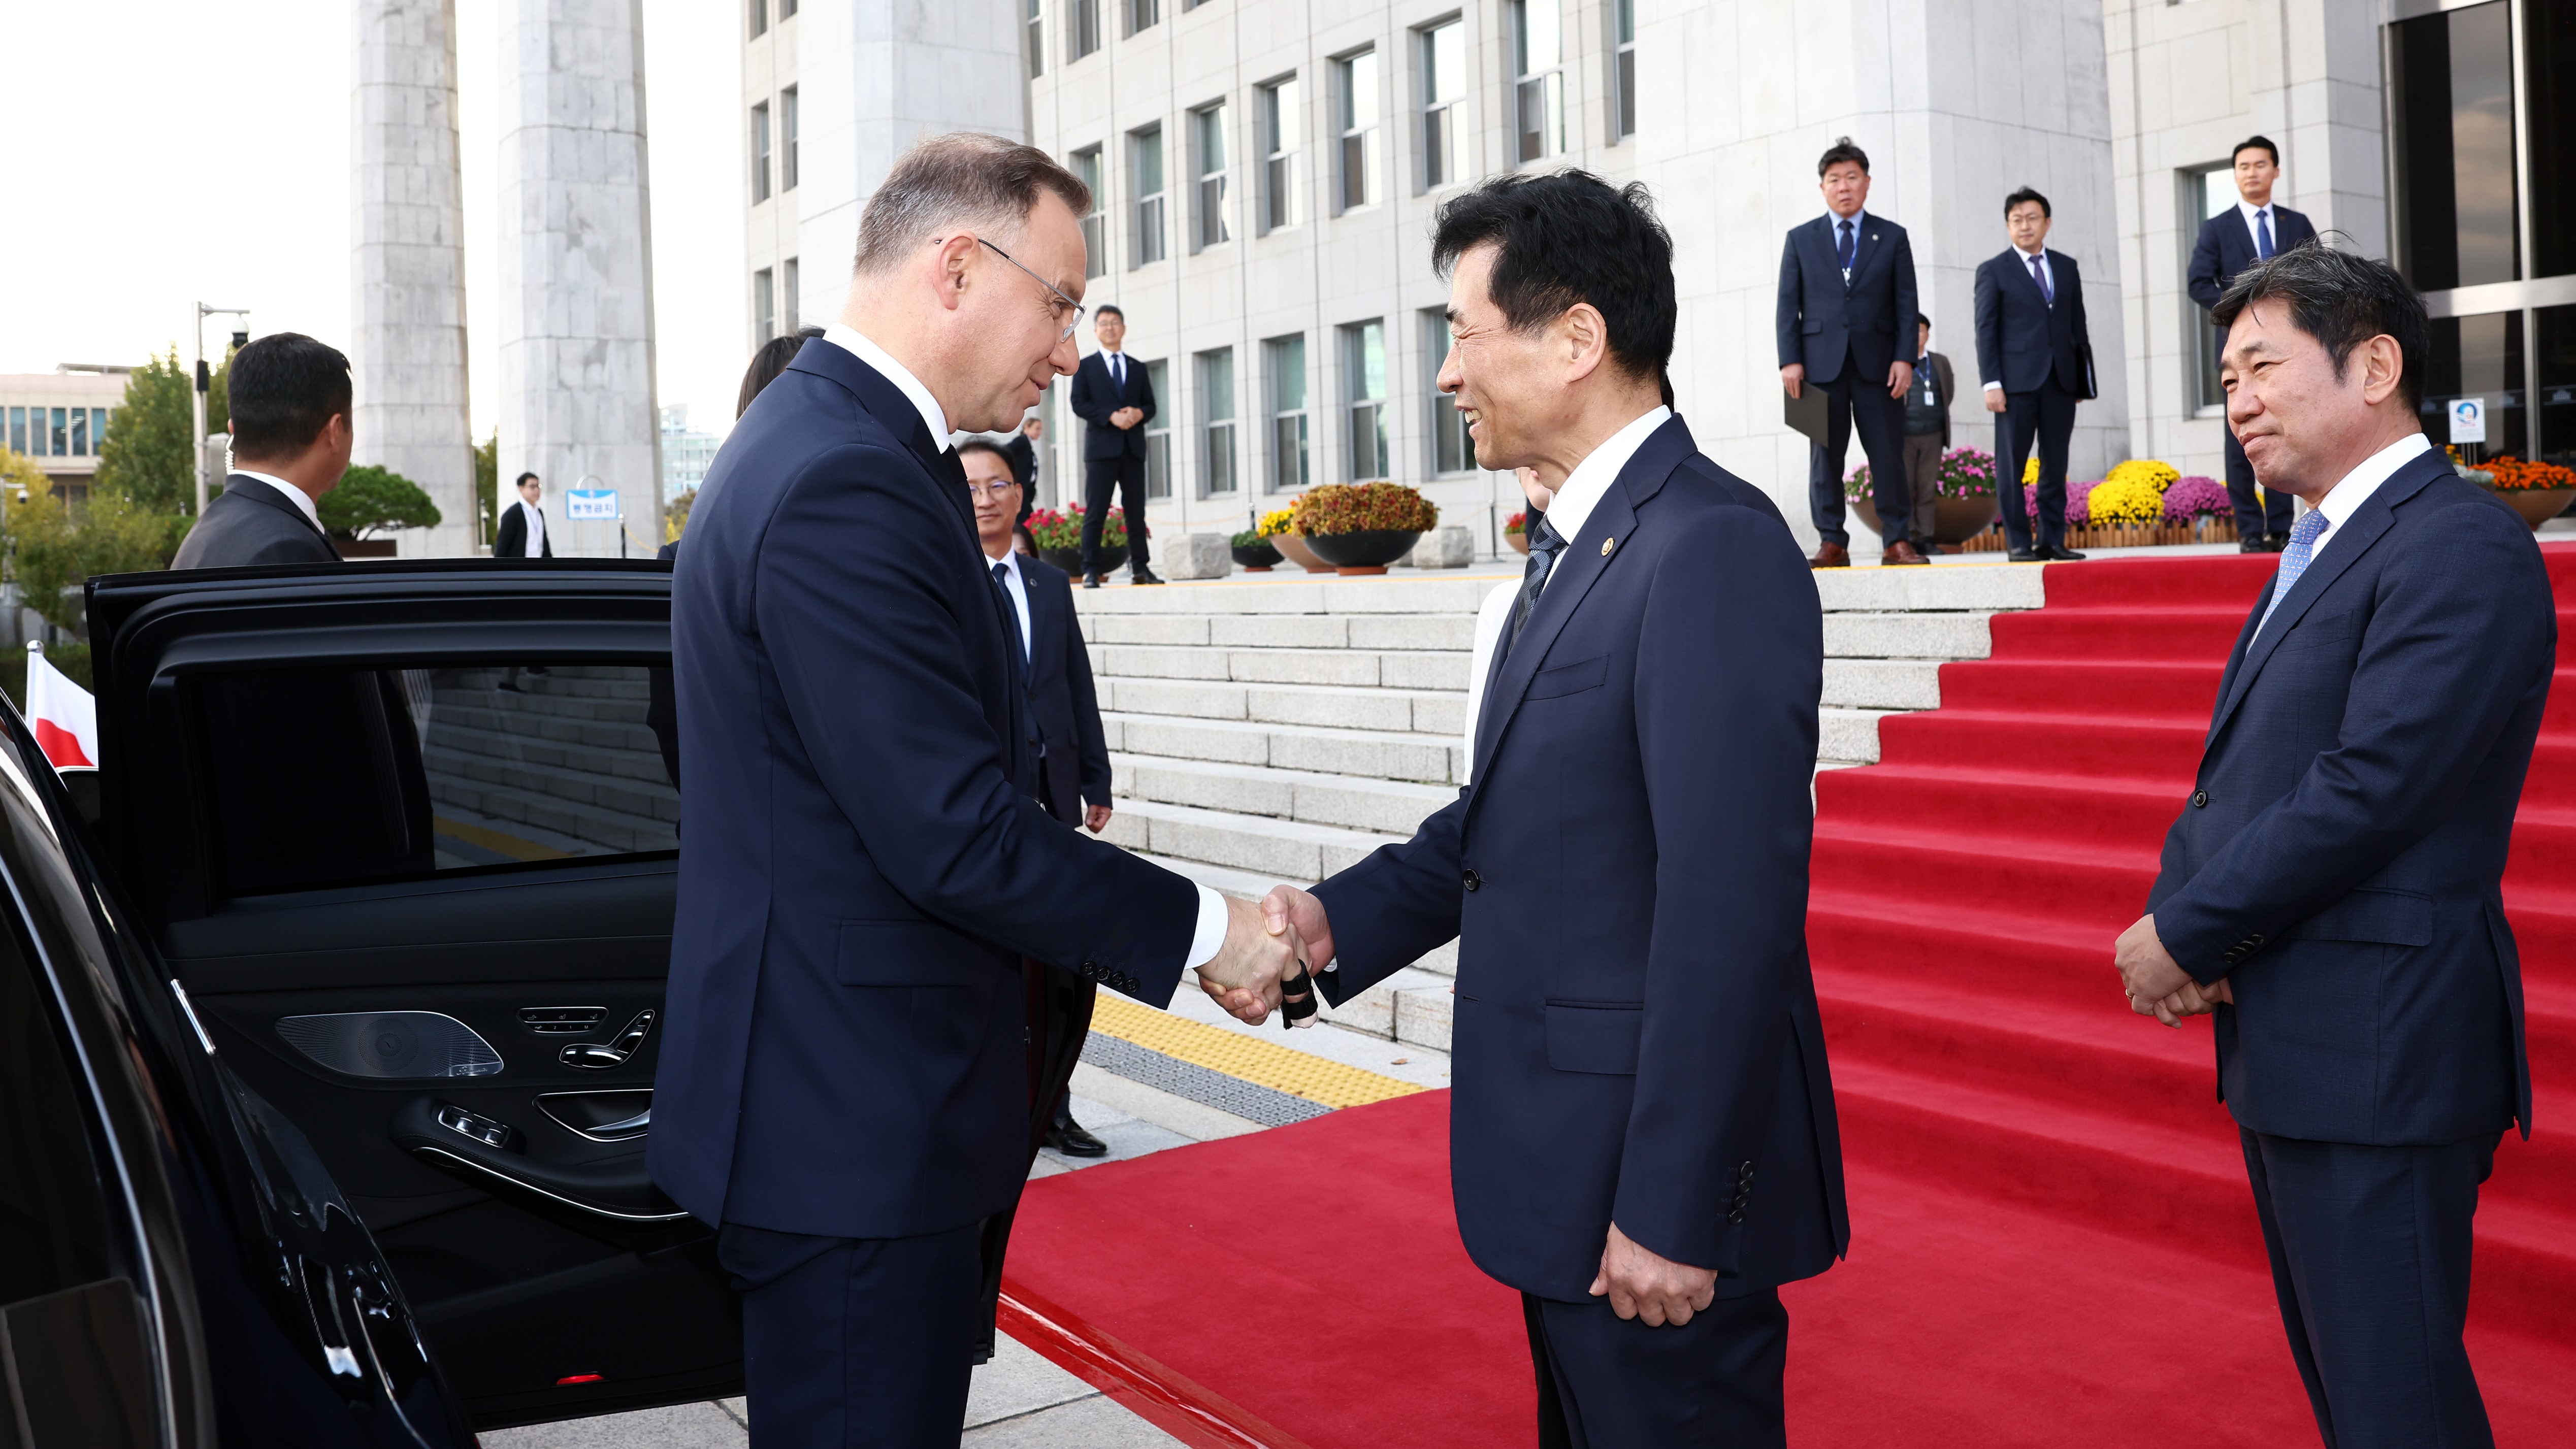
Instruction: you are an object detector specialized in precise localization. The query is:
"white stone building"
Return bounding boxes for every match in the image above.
[749,0,2575,553]
[662,403,722,495]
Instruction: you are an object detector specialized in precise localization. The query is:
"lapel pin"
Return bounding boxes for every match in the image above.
[1601,536,1616,556]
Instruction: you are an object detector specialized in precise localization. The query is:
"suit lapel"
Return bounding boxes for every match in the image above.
[2206,451,2445,741]
[1465,417,1692,807]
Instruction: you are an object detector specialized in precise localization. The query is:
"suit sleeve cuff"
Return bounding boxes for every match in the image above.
[1182,884,1228,972]
[1982,381,2003,392]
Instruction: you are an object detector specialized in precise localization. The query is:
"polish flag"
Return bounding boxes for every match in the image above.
[26,643,96,770]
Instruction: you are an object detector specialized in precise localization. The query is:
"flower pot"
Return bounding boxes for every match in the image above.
[2497,487,2575,531]
[334,538,399,559]
[1305,530,1424,575]
[1045,544,1126,576]
[1231,541,1284,570]
[1850,493,2000,546]
[1272,534,1332,572]
[1507,531,1530,555]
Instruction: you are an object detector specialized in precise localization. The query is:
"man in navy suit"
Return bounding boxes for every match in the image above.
[1067,305,1159,586]
[1777,135,1922,568]
[2120,245,2553,1448]
[1973,187,2094,563]
[650,134,1298,1448]
[2188,136,2318,552]
[1267,170,1847,1447]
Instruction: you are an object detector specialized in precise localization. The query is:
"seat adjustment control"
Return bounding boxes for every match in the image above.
[520,1007,607,1035]
[561,1009,657,1070]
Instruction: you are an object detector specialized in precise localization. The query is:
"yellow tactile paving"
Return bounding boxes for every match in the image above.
[1087,994,1426,1110]
[433,815,568,862]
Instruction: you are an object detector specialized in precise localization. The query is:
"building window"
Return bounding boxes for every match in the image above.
[1341,320,1388,481]
[92,408,109,454]
[1613,0,1637,140]
[1265,335,1309,492]
[1192,103,1229,251]
[1421,19,1466,191]
[1513,1,1564,164]
[1198,348,1237,496]
[1338,49,1381,212]
[2185,164,2237,414]
[1069,0,1100,61]
[49,408,67,457]
[784,257,800,332]
[1131,126,1167,268]
[1126,0,1159,37]
[1423,308,1471,474]
[1027,0,1045,79]
[1072,146,1108,278]
[1144,359,1172,499]
[1261,77,1302,233]
[781,88,800,190]
[751,102,772,204]
[2391,2,2519,292]
[6,408,22,456]
[69,408,86,457]
[749,0,766,40]
[754,268,776,343]
[781,0,796,15]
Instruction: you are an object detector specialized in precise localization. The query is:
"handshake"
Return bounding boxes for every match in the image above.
[1191,886,1338,1029]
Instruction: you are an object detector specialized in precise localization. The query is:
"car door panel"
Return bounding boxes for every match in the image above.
[87,564,739,1430]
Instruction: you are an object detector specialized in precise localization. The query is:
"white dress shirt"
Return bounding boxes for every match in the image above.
[233,469,323,532]
[2249,432,2431,641]
[1100,347,1127,388]
[2238,200,2284,258]
[508,496,547,556]
[1825,208,1868,280]
[829,327,1226,971]
[1983,246,2058,393]
[987,546,1033,661]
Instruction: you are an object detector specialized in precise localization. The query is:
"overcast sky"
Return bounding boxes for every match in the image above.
[0,0,744,439]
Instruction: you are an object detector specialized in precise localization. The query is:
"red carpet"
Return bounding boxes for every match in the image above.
[1005,547,2576,1445]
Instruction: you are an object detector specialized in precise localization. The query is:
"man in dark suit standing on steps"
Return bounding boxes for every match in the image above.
[1067,305,1159,586]
[1974,187,2093,564]
[1777,135,1922,569]
[2120,245,2552,1449]
[1267,170,1848,1447]
[172,332,350,569]
[650,133,1299,1448]
[2189,136,2317,553]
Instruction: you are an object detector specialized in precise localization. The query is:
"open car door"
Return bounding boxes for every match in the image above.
[86,561,738,1431]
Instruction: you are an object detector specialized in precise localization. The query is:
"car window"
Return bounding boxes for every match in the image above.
[192,661,678,897]
[0,907,116,1310]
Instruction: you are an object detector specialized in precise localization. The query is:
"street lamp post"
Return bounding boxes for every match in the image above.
[192,303,250,517]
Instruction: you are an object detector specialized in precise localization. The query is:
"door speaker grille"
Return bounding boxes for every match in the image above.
[275,1011,503,1080]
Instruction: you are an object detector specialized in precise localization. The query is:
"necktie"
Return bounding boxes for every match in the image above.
[1111,353,1124,388]
[1836,219,1856,273]
[2255,508,2330,636]
[1506,515,1568,660]
[993,561,1028,661]
[2256,208,2275,261]
[2030,253,2053,304]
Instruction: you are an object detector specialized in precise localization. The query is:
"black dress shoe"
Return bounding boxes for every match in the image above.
[1129,568,1164,585]
[2037,543,2088,562]
[1044,1118,1110,1158]
[2239,537,2270,554]
[1083,572,1103,589]
[2006,546,2042,563]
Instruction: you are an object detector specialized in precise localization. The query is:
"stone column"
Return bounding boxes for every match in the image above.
[498,0,661,557]
[1638,0,2131,548]
[352,0,475,557]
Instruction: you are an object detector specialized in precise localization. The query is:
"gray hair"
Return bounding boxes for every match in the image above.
[852,133,1092,277]
[2211,239,2429,412]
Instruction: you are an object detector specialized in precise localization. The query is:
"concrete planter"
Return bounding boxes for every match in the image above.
[1272,534,1332,572]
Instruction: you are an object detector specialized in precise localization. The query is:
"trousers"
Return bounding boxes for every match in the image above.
[718,1221,984,1448]
[1803,363,1911,549]
[2224,422,2294,542]
[1081,454,1150,575]
[1994,377,2078,551]
[1523,1288,1788,1448]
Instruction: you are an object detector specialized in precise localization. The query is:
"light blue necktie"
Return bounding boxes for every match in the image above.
[2256,208,2275,261]
[2256,509,2330,636]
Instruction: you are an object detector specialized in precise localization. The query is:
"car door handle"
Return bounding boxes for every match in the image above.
[559,1009,655,1070]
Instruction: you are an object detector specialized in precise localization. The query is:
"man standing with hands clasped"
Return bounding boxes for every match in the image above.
[2117,244,2552,1449]
[651,133,1301,1448]
[1266,170,1847,1447]
[1069,305,1159,587]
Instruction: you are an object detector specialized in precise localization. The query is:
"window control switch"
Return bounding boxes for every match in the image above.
[435,1103,521,1152]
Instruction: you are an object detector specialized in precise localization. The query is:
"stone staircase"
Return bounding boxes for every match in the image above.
[420,665,680,860]
[1074,563,2047,1051]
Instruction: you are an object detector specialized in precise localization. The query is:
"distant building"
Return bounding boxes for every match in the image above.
[661,404,721,498]
[2,366,131,499]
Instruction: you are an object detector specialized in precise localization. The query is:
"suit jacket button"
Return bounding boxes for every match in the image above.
[1462,868,1481,892]
[2192,791,2209,808]
[1726,1209,1746,1225]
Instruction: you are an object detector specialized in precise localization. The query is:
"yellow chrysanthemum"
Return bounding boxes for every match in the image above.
[2103,458,2180,493]
[2088,475,2167,524]
[2023,455,2040,485]
[1256,507,1297,538]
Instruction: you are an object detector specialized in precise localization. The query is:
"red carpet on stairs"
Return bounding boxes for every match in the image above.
[1005,547,2576,1446]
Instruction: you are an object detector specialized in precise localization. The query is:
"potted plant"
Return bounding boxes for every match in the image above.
[1506,510,1529,555]
[1291,483,1439,574]
[1845,447,2000,545]
[1231,529,1282,570]
[1027,504,1128,574]
[2457,448,2576,530]
[1256,504,1330,572]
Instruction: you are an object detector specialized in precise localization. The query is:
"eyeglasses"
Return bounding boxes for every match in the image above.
[973,237,1086,341]
[963,480,1023,500]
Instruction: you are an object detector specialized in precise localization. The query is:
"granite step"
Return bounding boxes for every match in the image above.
[1100,712,1468,787]
[1109,753,1455,837]
[1093,677,1468,738]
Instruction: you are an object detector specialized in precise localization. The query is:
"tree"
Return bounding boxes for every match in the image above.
[8,481,185,633]
[474,429,498,546]
[321,465,442,539]
[93,346,228,517]
[665,487,696,544]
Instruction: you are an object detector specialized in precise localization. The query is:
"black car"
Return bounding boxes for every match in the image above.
[0,561,801,1445]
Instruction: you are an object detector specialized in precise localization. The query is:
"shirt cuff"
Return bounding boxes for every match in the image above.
[1182,884,1228,972]
[1982,381,2004,392]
